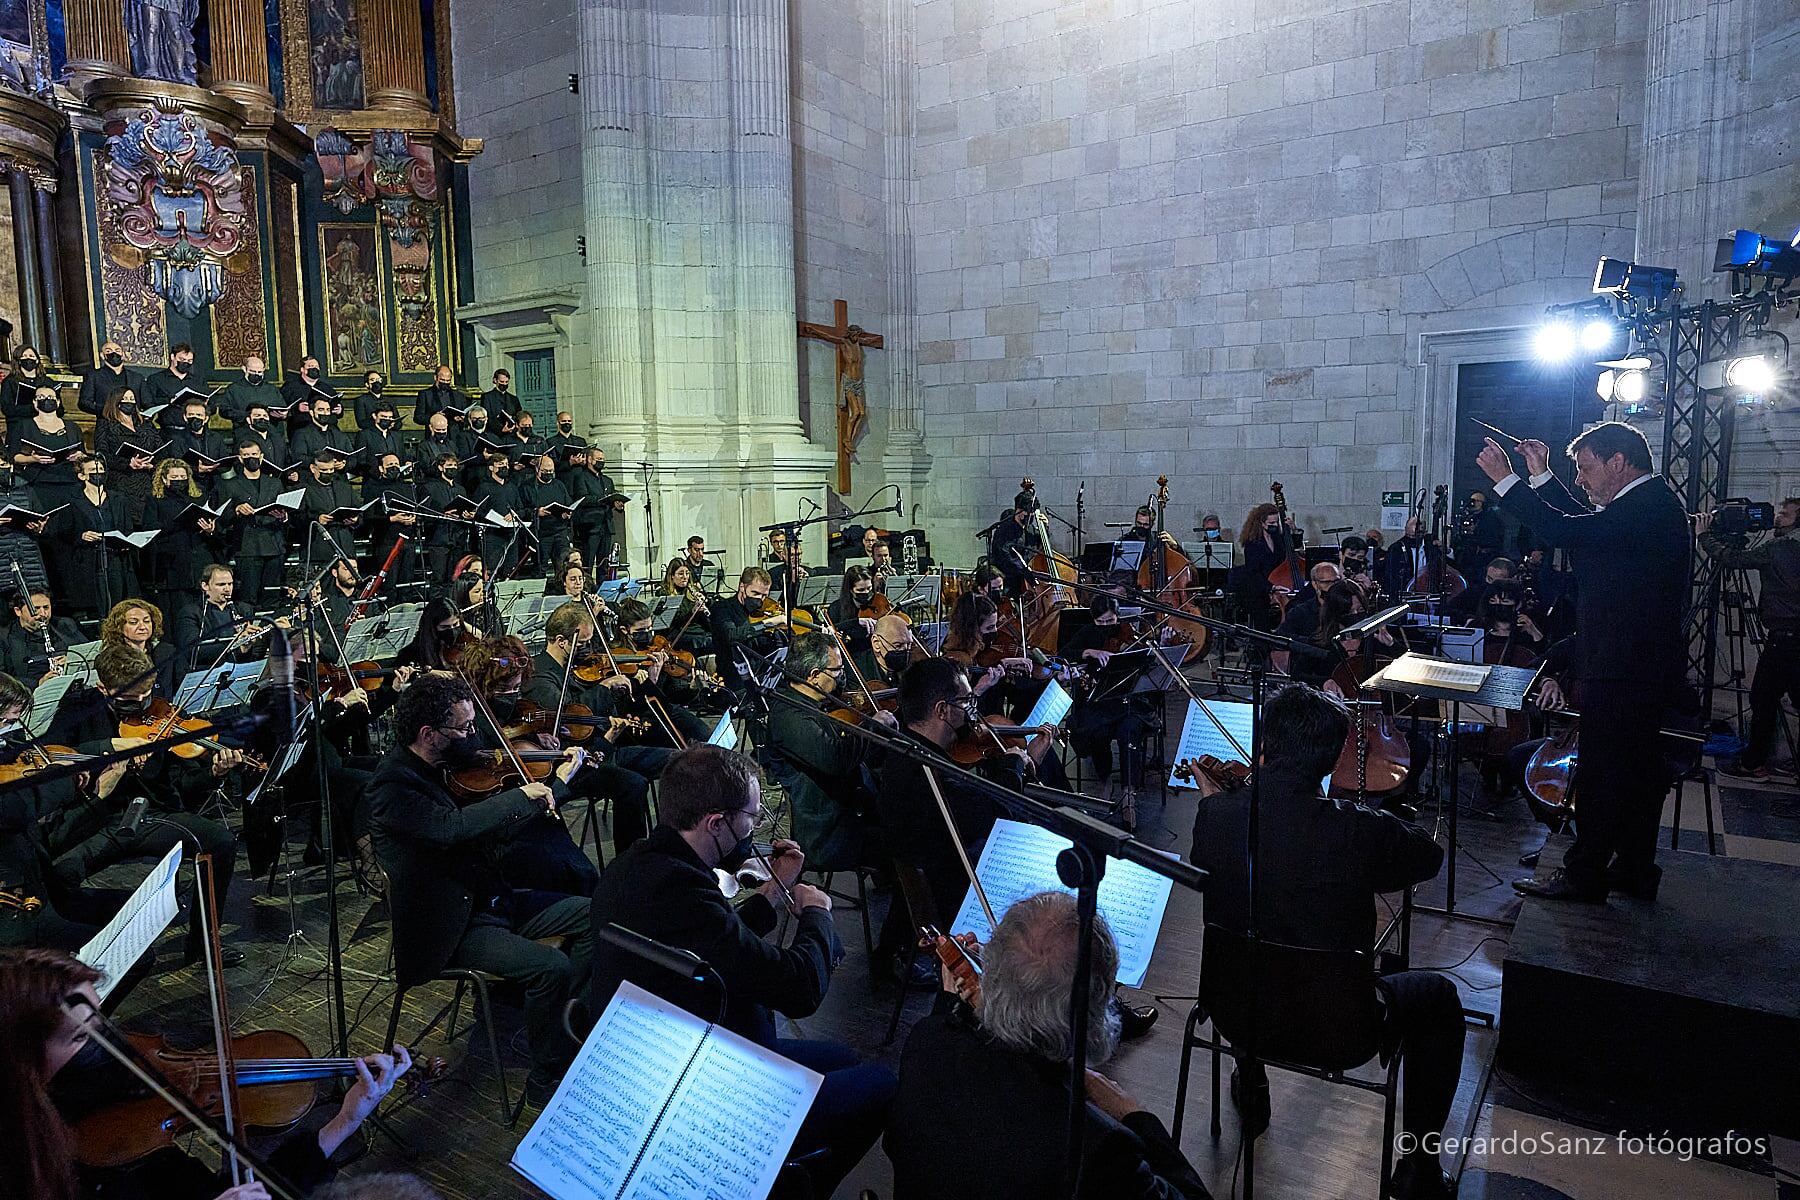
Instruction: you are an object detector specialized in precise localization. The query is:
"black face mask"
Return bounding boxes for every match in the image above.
[173,361,191,375]
[19,359,38,373]
[494,383,509,393]
[439,731,486,769]
[383,466,402,479]
[491,464,509,479]
[119,402,137,415]
[557,422,572,434]
[241,457,263,472]
[36,398,58,413]
[434,624,461,645]
[110,695,152,719]
[315,412,332,426]
[1344,557,1365,572]
[89,472,106,484]
[105,353,125,369]
[470,420,487,432]
[489,691,520,721]
[249,417,269,431]
[713,817,756,873]
[631,630,654,649]
[303,368,319,381]
[186,416,205,430]
[853,591,873,605]
[369,381,384,395]
[537,472,554,484]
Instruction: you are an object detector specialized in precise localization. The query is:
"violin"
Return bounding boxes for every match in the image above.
[919,925,983,1005]
[316,658,399,696]
[72,1030,445,1168]
[506,698,650,745]
[446,744,577,800]
[748,596,822,635]
[0,743,97,786]
[947,715,1049,768]
[1173,755,1253,791]
[0,884,43,913]
[118,697,268,770]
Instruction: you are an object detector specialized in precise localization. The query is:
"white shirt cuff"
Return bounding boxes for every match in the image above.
[1493,473,1521,496]
[1528,469,1554,488]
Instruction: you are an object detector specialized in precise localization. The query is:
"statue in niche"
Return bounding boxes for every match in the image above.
[123,0,200,84]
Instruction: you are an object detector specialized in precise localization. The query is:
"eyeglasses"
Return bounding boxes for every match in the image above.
[434,720,478,737]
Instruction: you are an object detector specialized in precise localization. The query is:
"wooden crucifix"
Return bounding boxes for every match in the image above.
[798,298,883,494]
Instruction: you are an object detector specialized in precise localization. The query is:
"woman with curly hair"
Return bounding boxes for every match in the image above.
[98,598,180,695]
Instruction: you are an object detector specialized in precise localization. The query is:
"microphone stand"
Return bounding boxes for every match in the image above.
[738,659,1207,1198]
[638,460,657,568]
[297,520,352,1058]
[1074,481,1086,561]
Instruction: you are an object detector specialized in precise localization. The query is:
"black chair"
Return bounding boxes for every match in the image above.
[883,862,942,1043]
[1172,924,1403,1200]
[1668,763,1719,854]
[386,967,521,1127]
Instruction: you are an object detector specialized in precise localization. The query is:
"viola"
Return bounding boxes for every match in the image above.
[919,925,983,1005]
[118,697,268,770]
[72,1030,445,1168]
[507,700,650,745]
[1174,755,1253,791]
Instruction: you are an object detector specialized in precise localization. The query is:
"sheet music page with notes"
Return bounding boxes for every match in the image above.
[1167,698,1256,790]
[512,981,821,1200]
[1023,678,1073,729]
[950,818,1176,988]
[79,844,182,1000]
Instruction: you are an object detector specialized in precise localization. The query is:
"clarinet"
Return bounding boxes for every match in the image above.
[9,559,56,675]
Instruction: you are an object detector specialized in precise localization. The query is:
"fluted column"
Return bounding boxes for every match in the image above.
[361,0,431,112]
[63,0,129,92]
[8,168,44,352]
[728,0,803,437]
[206,0,275,113]
[32,183,64,364]
[881,0,921,450]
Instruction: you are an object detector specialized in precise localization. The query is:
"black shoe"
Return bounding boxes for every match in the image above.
[1718,760,1771,782]
[1512,867,1605,903]
[523,1072,560,1108]
[1117,1000,1158,1041]
[1518,849,1540,868]
[1606,863,1661,901]
[1391,1152,1455,1200]
[182,942,245,968]
[1229,1064,1271,1138]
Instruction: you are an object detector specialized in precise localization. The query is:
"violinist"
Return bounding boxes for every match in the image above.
[613,598,721,731]
[0,673,126,951]
[885,892,1210,1200]
[1338,534,1377,599]
[585,745,896,1196]
[394,598,466,671]
[658,557,712,654]
[1272,560,1342,644]
[43,643,242,966]
[1188,683,1462,1200]
[173,564,269,675]
[451,574,504,638]
[971,561,1008,604]
[826,565,886,680]
[1061,593,1151,802]
[99,599,181,696]
[1,588,83,685]
[1273,580,1397,687]
[765,632,897,876]
[547,552,592,602]
[939,593,1015,707]
[367,672,592,1107]
[522,602,662,854]
[457,635,601,897]
[709,566,788,696]
[215,438,291,609]
[0,945,415,1200]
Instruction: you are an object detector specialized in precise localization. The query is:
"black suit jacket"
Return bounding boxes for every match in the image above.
[1496,472,1689,685]
[886,996,1212,1200]
[365,746,551,987]
[586,824,841,1047]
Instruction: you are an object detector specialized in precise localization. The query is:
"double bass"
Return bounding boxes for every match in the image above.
[1266,481,1306,617]
[1019,477,1077,654]
[1133,474,1210,664]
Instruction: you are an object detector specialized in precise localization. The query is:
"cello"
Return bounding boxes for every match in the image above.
[1019,477,1077,653]
[1133,474,1210,664]
[1266,481,1306,617]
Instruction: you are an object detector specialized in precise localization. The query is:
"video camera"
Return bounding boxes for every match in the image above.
[1710,499,1776,536]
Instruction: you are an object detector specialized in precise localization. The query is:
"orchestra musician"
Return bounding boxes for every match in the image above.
[546,553,593,602]
[1189,683,1463,1200]
[938,592,1015,709]
[1060,593,1151,802]
[1379,516,1444,598]
[1338,535,1377,598]
[99,598,181,696]
[885,892,1211,1200]
[1272,580,1397,687]
[1478,423,1690,903]
[1271,560,1342,643]
[768,538,811,607]
[43,643,243,966]
[710,566,788,695]
[1231,502,1290,631]
[451,575,503,639]
[763,631,896,879]
[1443,556,1516,625]
[1,588,83,684]
[869,538,896,577]
[367,672,592,1108]
[584,744,898,1198]
[989,487,1037,596]
[657,558,712,654]
[612,598,721,731]
[173,564,267,675]
[826,566,886,680]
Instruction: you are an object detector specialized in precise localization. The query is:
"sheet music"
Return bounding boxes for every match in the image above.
[950,818,1176,989]
[707,710,739,750]
[26,672,78,737]
[513,981,820,1200]
[1023,678,1073,729]
[1384,653,1489,692]
[1167,698,1255,790]
[79,844,182,999]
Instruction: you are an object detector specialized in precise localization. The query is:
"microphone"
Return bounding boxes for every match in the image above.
[122,796,150,835]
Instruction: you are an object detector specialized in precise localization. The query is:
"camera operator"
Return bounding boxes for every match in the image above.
[1698,498,1800,781]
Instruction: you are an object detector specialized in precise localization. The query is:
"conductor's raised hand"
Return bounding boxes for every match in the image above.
[1475,437,1513,484]
[1518,438,1553,477]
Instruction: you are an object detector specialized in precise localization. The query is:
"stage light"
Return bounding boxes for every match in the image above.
[1714,229,1800,277]
[1534,322,1577,363]
[1592,257,1680,306]
[1579,319,1617,352]
[1698,352,1783,395]
[1613,368,1649,405]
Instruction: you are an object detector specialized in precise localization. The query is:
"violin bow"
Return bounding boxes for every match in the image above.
[196,852,249,1186]
[455,663,544,802]
[921,764,997,927]
[818,609,880,714]
[1143,641,1254,767]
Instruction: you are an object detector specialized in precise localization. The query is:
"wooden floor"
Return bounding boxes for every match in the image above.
[105,692,1800,1200]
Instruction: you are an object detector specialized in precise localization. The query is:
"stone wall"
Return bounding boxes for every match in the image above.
[909,0,1653,547]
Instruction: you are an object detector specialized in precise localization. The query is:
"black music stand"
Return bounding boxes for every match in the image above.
[1363,653,1539,923]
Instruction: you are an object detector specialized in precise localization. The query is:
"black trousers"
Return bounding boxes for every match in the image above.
[236,555,285,609]
[1069,700,1146,786]
[452,893,591,1079]
[51,810,236,953]
[1743,631,1800,768]
[498,813,600,897]
[1563,685,1666,889]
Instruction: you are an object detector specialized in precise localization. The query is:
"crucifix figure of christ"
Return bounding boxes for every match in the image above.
[798,298,883,494]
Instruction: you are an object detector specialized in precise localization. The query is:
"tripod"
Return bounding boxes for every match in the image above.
[1715,563,1763,737]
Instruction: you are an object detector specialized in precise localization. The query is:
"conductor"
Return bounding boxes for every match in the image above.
[1475,422,1690,902]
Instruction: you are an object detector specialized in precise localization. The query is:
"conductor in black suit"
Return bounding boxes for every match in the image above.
[1477,421,1690,902]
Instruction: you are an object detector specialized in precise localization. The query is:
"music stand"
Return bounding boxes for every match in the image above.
[1363,653,1539,922]
[795,575,838,608]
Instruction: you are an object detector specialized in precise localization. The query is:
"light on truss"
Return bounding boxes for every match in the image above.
[1697,352,1783,396]
[1534,322,1578,363]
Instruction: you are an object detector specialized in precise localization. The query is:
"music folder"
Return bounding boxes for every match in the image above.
[512,980,821,1200]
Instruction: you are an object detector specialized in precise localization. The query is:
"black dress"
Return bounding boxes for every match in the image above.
[8,416,83,508]
[94,417,161,526]
[48,486,136,617]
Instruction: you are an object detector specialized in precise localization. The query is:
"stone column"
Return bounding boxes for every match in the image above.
[206,0,276,113]
[8,168,44,352]
[31,182,63,364]
[727,0,804,438]
[361,0,432,112]
[62,0,129,92]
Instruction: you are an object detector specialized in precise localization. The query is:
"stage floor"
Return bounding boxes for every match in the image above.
[104,693,1800,1199]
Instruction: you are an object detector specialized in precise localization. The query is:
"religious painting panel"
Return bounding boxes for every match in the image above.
[316,222,386,374]
[391,210,438,373]
[306,0,365,109]
[95,201,170,365]
[0,0,50,93]
[208,163,270,367]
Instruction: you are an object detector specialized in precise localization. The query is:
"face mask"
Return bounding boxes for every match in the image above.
[494,382,509,392]
[19,358,38,372]
[241,457,263,472]
[491,464,509,478]
[315,412,332,426]
[631,630,654,649]
[435,624,461,645]
[853,590,873,605]
[119,402,137,414]
[558,422,572,434]
[186,416,205,429]
[712,816,756,873]
[173,360,191,375]
[489,691,520,720]
[110,694,152,718]
[537,472,554,483]
[105,353,124,369]
[36,397,57,413]
[169,476,189,488]
[249,417,268,431]
[249,370,269,385]
[383,466,401,479]
[89,472,106,484]
[471,420,487,432]
[1203,529,1220,540]
[303,367,319,381]
[440,731,487,768]
[369,381,384,395]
